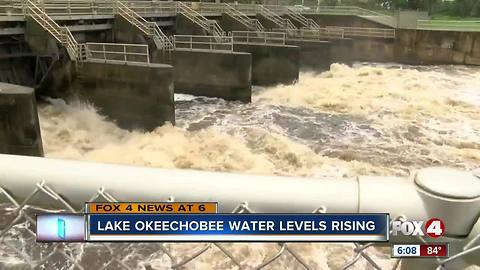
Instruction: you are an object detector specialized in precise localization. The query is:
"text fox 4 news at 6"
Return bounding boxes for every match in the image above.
[391,217,449,258]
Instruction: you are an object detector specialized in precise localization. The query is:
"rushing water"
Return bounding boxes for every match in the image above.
[1,63,480,269]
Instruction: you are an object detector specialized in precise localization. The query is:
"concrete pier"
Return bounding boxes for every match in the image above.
[173,49,252,102]
[286,40,332,72]
[74,61,175,131]
[0,83,43,156]
[233,43,299,86]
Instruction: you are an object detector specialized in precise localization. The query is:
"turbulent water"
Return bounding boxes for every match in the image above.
[40,63,480,177]
[1,63,480,269]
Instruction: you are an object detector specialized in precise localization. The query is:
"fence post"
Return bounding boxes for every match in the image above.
[123,44,126,63]
[146,45,149,63]
[102,43,106,62]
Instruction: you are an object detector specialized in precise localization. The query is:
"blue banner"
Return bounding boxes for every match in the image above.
[87,213,389,242]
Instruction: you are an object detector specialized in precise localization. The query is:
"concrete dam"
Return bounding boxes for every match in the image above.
[0,0,479,157]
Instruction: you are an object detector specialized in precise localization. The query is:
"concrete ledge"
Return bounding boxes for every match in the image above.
[233,43,299,86]
[286,40,332,72]
[173,49,252,102]
[0,83,43,156]
[77,61,175,131]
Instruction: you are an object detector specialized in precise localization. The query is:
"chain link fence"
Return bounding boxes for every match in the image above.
[0,180,478,270]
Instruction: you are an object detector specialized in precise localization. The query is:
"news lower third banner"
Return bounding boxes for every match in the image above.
[37,212,389,242]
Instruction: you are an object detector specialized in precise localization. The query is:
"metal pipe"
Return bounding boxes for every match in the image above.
[0,154,478,237]
[0,154,358,213]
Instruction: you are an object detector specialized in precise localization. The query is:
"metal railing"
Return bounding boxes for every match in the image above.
[115,0,151,36]
[1,1,397,29]
[17,1,480,33]
[300,5,396,27]
[253,19,265,31]
[177,1,225,37]
[84,42,150,64]
[417,20,480,32]
[285,6,320,29]
[231,31,286,45]
[326,26,396,38]
[114,0,172,51]
[284,28,345,40]
[0,155,479,270]
[173,35,233,52]
[224,3,255,31]
[122,1,176,17]
[232,3,260,15]
[150,22,174,51]
[192,1,225,15]
[259,5,295,29]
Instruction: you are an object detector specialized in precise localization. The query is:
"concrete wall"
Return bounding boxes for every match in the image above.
[0,56,35,86]
[233,43,299,86]
[219,13,250,31]
[173,49,252,102]
[395,29,480,65]
[352,37,395,62]
[74,61,175,131]
[329,38,354,65]
[0,82,43,156]
[113,15,149,45]
[286,40,332,72]
[24,18,60,56]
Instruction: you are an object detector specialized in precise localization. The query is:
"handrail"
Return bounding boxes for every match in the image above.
[63,26,79,59]
[114,0,172,51]
[231,31,286,45]
[115,0,150,35]
[258,5,287,28]
[149,22,174,50]
[417,20,480,32]
[177,2,225,37]
[224,3,255,30]
[25,0,65,43]
[25,0,78,60]
[195,2,226,14]
[85,42,150,64]
[285,6,309,27]
[253,19,265,31]
[284,28,345,40]
[173,34,233,52]
[326,26,395,38]
[7,1,400,31]
[285,18,296,30]
[299,5,395,27]
[258,5,297,30]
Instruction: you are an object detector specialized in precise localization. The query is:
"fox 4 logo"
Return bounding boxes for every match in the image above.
[391,218,445,238]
